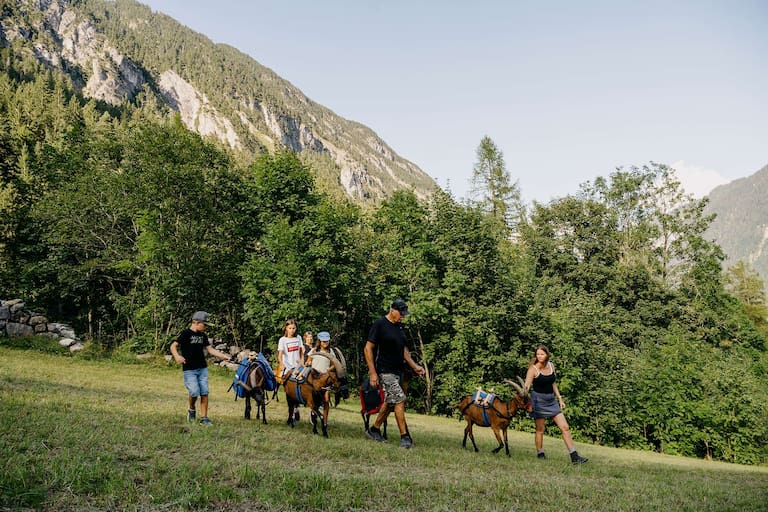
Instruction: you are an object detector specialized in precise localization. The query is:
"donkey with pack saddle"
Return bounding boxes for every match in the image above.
[229,351,278,424]
[455,377,532,456]
[283,353,346,437]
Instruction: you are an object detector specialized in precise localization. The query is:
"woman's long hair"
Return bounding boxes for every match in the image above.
[530,344,551,367]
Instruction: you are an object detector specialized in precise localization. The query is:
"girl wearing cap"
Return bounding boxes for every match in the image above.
[306,331,333,372]
[305,331,344,406]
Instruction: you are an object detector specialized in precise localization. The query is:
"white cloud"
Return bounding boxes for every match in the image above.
[669,160,730,198]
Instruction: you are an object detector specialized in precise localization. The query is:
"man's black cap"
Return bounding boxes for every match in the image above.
[391,299,409,316]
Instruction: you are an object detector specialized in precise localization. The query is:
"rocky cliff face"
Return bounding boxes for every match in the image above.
[157,70,241,149]
[1,0,437,202]
[27,1,147,105]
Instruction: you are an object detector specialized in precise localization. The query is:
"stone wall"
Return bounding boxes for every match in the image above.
[0,298,83,352]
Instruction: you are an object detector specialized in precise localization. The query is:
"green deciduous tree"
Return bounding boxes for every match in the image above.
[632,336,768,463]
[240,150,369,362]
[725,261,768,337]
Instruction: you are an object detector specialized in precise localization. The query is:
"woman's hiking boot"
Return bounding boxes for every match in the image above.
[570,451,588,464]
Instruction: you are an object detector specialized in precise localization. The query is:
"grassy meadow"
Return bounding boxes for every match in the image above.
[1,346,766,511]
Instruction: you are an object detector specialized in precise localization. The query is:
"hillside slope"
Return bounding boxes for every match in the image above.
[1,0,438,202]
[704,163,768,283]
[2,347,767,511]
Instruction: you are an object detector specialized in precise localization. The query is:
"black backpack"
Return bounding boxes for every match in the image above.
[359,377,385,414]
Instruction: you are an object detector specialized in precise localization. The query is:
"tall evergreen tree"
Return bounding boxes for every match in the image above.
[470,136,523,232]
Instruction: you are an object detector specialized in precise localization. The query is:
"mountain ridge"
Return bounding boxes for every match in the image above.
[2,0,438,202]
[704,163,768,285]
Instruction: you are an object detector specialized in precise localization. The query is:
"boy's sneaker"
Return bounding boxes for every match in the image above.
[199,417,213,426]
[570,451,588,464]
[537,452,546,459]
[400,434,413,449]
[187,409,196,422]
[365,426,386,442]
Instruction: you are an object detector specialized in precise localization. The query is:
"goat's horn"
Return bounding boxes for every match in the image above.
[329,353,347,379]
[505,378,525,395]
[333,347,347,373]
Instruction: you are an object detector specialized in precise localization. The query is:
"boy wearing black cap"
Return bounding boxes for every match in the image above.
[170,311,230,425]
[364,300,425,448]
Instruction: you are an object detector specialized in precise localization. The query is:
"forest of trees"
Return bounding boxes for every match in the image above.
[1,46,767,465]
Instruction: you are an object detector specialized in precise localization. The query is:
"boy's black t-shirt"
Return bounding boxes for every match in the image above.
[176,328,210,371]
[367,316,407,374]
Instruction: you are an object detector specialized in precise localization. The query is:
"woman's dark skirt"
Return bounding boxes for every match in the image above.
[530,391,562,419]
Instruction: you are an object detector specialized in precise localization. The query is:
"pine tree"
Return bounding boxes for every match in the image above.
[470,135,523,233]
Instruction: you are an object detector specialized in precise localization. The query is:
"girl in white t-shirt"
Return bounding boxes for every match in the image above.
[277,319,304,380]
[277,319,304,421]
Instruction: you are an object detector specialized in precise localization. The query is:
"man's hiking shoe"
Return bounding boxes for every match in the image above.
[570,451,588,465]
[366,427,386,442]
[199,417,213,426]
[537,452,546,459]
[187,409,196,422]
[400,434,413,449]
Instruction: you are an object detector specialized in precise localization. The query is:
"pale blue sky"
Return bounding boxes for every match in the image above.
[140,0,767,203]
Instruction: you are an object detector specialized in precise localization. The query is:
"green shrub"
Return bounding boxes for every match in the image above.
[0,335,70,354]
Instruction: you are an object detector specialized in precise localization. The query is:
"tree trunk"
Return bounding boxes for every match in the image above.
[416,328,432,412]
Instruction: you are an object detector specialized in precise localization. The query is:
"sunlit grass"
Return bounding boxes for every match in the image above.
[1,346,766,511]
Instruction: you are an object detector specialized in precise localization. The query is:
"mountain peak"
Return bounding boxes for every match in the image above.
[4,0,437,203]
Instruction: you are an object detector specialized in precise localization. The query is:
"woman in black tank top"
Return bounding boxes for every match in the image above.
[524,345,588,464]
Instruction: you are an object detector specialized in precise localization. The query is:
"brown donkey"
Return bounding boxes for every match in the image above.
[456,378,532,456]
[283,366,339,437]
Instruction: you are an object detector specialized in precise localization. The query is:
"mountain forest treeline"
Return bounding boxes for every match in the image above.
[1,47,767,465]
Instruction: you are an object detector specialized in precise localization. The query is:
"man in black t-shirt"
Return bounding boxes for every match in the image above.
[363,299,425,448]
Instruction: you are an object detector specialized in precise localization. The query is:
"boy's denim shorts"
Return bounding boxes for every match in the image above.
[183,367,209,397]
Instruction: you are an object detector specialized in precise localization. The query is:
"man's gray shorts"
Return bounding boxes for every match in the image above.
[380,373,406,404]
